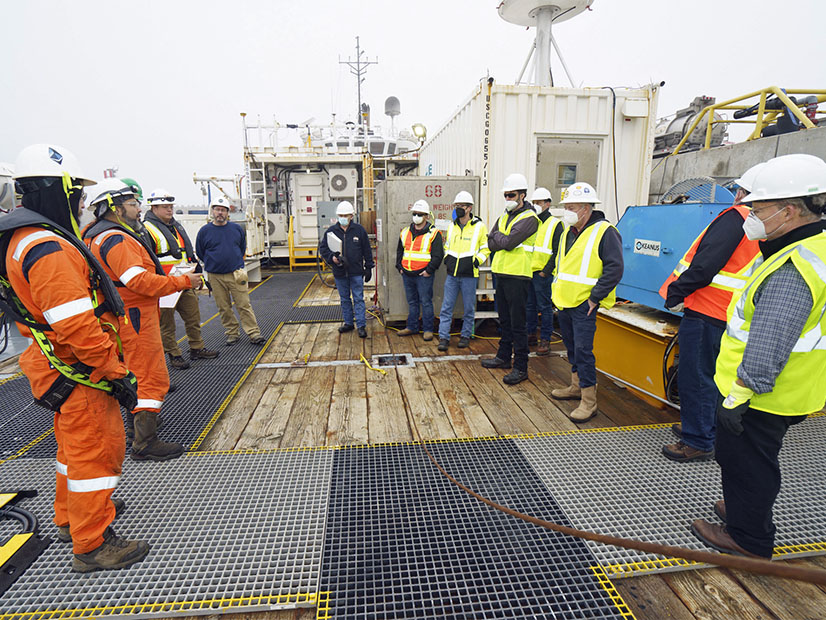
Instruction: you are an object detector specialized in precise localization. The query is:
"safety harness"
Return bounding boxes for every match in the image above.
[0,209,126,410]
[82,219,167,282]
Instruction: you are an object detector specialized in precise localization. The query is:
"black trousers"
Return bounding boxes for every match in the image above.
[715,407,806,557]
[494,276,531,371]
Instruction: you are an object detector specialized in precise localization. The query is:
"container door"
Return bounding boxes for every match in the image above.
[294,174,324,246]
[535,137,601,203]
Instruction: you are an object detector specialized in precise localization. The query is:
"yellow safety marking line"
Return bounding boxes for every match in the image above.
[189,321,284,451]
[0,493,16,509]
[176,275,273,343]
[590,566,637,618]
[0,428,55,466]
[0,533,32,568]
[316,590,331,620]
[0,371,23,385]
[601,540,826,578]
[293,273,318,307]
[0,591,318,620]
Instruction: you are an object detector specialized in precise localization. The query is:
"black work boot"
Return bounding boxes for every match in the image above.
[503,368,529,385]
[57,498,126,543]
[190,347,219,360]
[168,354,190,370]
[131,411,184,462]
[72,526,150,573]
[481,357,511,369]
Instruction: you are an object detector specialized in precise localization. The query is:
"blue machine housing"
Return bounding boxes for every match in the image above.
[615,184,736,313]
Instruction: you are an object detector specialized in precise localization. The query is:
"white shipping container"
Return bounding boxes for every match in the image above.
[419,80,660,227]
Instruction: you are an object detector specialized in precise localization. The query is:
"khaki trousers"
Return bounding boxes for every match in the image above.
[160,288,205,356]
[207,271,261,339]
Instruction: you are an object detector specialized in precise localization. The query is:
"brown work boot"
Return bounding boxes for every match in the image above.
[72,526,150,573]
[168,354,190,370]
[396,328,415,337]
[569,385,598,423]
[536,340,550,356]
[131,411,184,462]
[662,441,714,463]
[422,331,434,341]
[551,372,581,400]
[714,500,727,523]
[190,347,219,360]
[57,498,126,543]
[690,519,766,559]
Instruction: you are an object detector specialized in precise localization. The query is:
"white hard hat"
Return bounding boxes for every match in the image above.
[561,182,601,204]
[88,179,138,216]
[743,154,826,203]
[209,195,230,209]
[412,199,431,215]
[336,200,355,216]
[147,188,175,205]
[733,162,767,193]
[453,190,474,205]
[13,144,95,186]
[502,173,528,193]
[531,187,552,202]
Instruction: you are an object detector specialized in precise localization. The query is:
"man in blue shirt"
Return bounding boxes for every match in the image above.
[195,196,264,345]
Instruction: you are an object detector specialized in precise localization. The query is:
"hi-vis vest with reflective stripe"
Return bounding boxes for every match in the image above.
[400,224,439,271]
[491,209,539,278]
[552,220,617,310]
[445,218,489,277]
[658,205,761,321]
[143,220,186,275]
[714,232,826,416]
[531,217,563,272]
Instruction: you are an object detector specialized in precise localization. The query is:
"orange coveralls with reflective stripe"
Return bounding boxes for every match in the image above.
[86,228,191,416]
[6,226,128,554]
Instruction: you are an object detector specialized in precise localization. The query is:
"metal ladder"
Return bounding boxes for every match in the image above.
[474,265,498,320]
[245,160,266,208]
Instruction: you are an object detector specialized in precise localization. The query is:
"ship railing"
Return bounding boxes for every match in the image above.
[670,87,826,157]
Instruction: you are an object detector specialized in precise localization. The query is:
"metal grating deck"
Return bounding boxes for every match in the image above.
[515,417,826,578]
[319,440,633,619]
[0,273,314,461]
[0,449,332,620]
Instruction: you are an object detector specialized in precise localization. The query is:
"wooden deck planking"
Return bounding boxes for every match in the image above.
[426,362,498,438]
[279,366,335,448]
[396,364,456,441]
[326,365,369,445]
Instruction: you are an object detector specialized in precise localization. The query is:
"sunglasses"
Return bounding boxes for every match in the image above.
[504,192,518,199]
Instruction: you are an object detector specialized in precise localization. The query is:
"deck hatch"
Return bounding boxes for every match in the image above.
[0,451,331,619]
[372,353,415,368]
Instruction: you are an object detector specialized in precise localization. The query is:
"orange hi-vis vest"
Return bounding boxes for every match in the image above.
[400,224,439,272]
[659,205,761,321]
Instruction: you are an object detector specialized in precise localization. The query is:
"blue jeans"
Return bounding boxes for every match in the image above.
[557,301,598,387]
[334,275,366,328]
[402,273,434,333]
[677,316,724,452]
[438,274,478,340]
[526,272,553,340]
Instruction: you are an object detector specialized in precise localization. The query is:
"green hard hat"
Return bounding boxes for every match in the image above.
[120,177,143,201]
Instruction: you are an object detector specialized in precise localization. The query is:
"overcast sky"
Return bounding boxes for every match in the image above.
[3,0,825,204]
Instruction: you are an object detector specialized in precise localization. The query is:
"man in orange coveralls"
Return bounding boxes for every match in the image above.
[84,178,200,461]
[3,144,148,572]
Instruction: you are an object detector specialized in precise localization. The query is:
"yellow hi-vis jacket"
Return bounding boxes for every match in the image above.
[532,217,564,273]
[714,232,826,415]
[552,221,618,310]
[143,220,187,275]
[444,217,490,278]
[490,210,539,278]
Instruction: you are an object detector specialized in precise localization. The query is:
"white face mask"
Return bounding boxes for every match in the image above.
[742,208,784,241]
[504,201,518,212]
[338,216,350,227]
[412,214,425,225]
[560,210,579,226]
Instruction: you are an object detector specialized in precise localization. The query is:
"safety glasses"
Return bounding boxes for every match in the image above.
[503,192,517,199]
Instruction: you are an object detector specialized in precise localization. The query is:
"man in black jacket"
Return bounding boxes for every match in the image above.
[143,188,219,368]
[319,201,374,338]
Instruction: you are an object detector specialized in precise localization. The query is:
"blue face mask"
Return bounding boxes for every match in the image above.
[338,216,350,227]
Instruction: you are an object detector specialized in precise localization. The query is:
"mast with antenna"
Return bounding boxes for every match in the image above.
[339,36,378,144]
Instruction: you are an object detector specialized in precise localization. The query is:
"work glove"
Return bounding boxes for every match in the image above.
[110,371,138,411]
[667,302,685,313]
[364,269,372,283]
[717,382,754,436]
